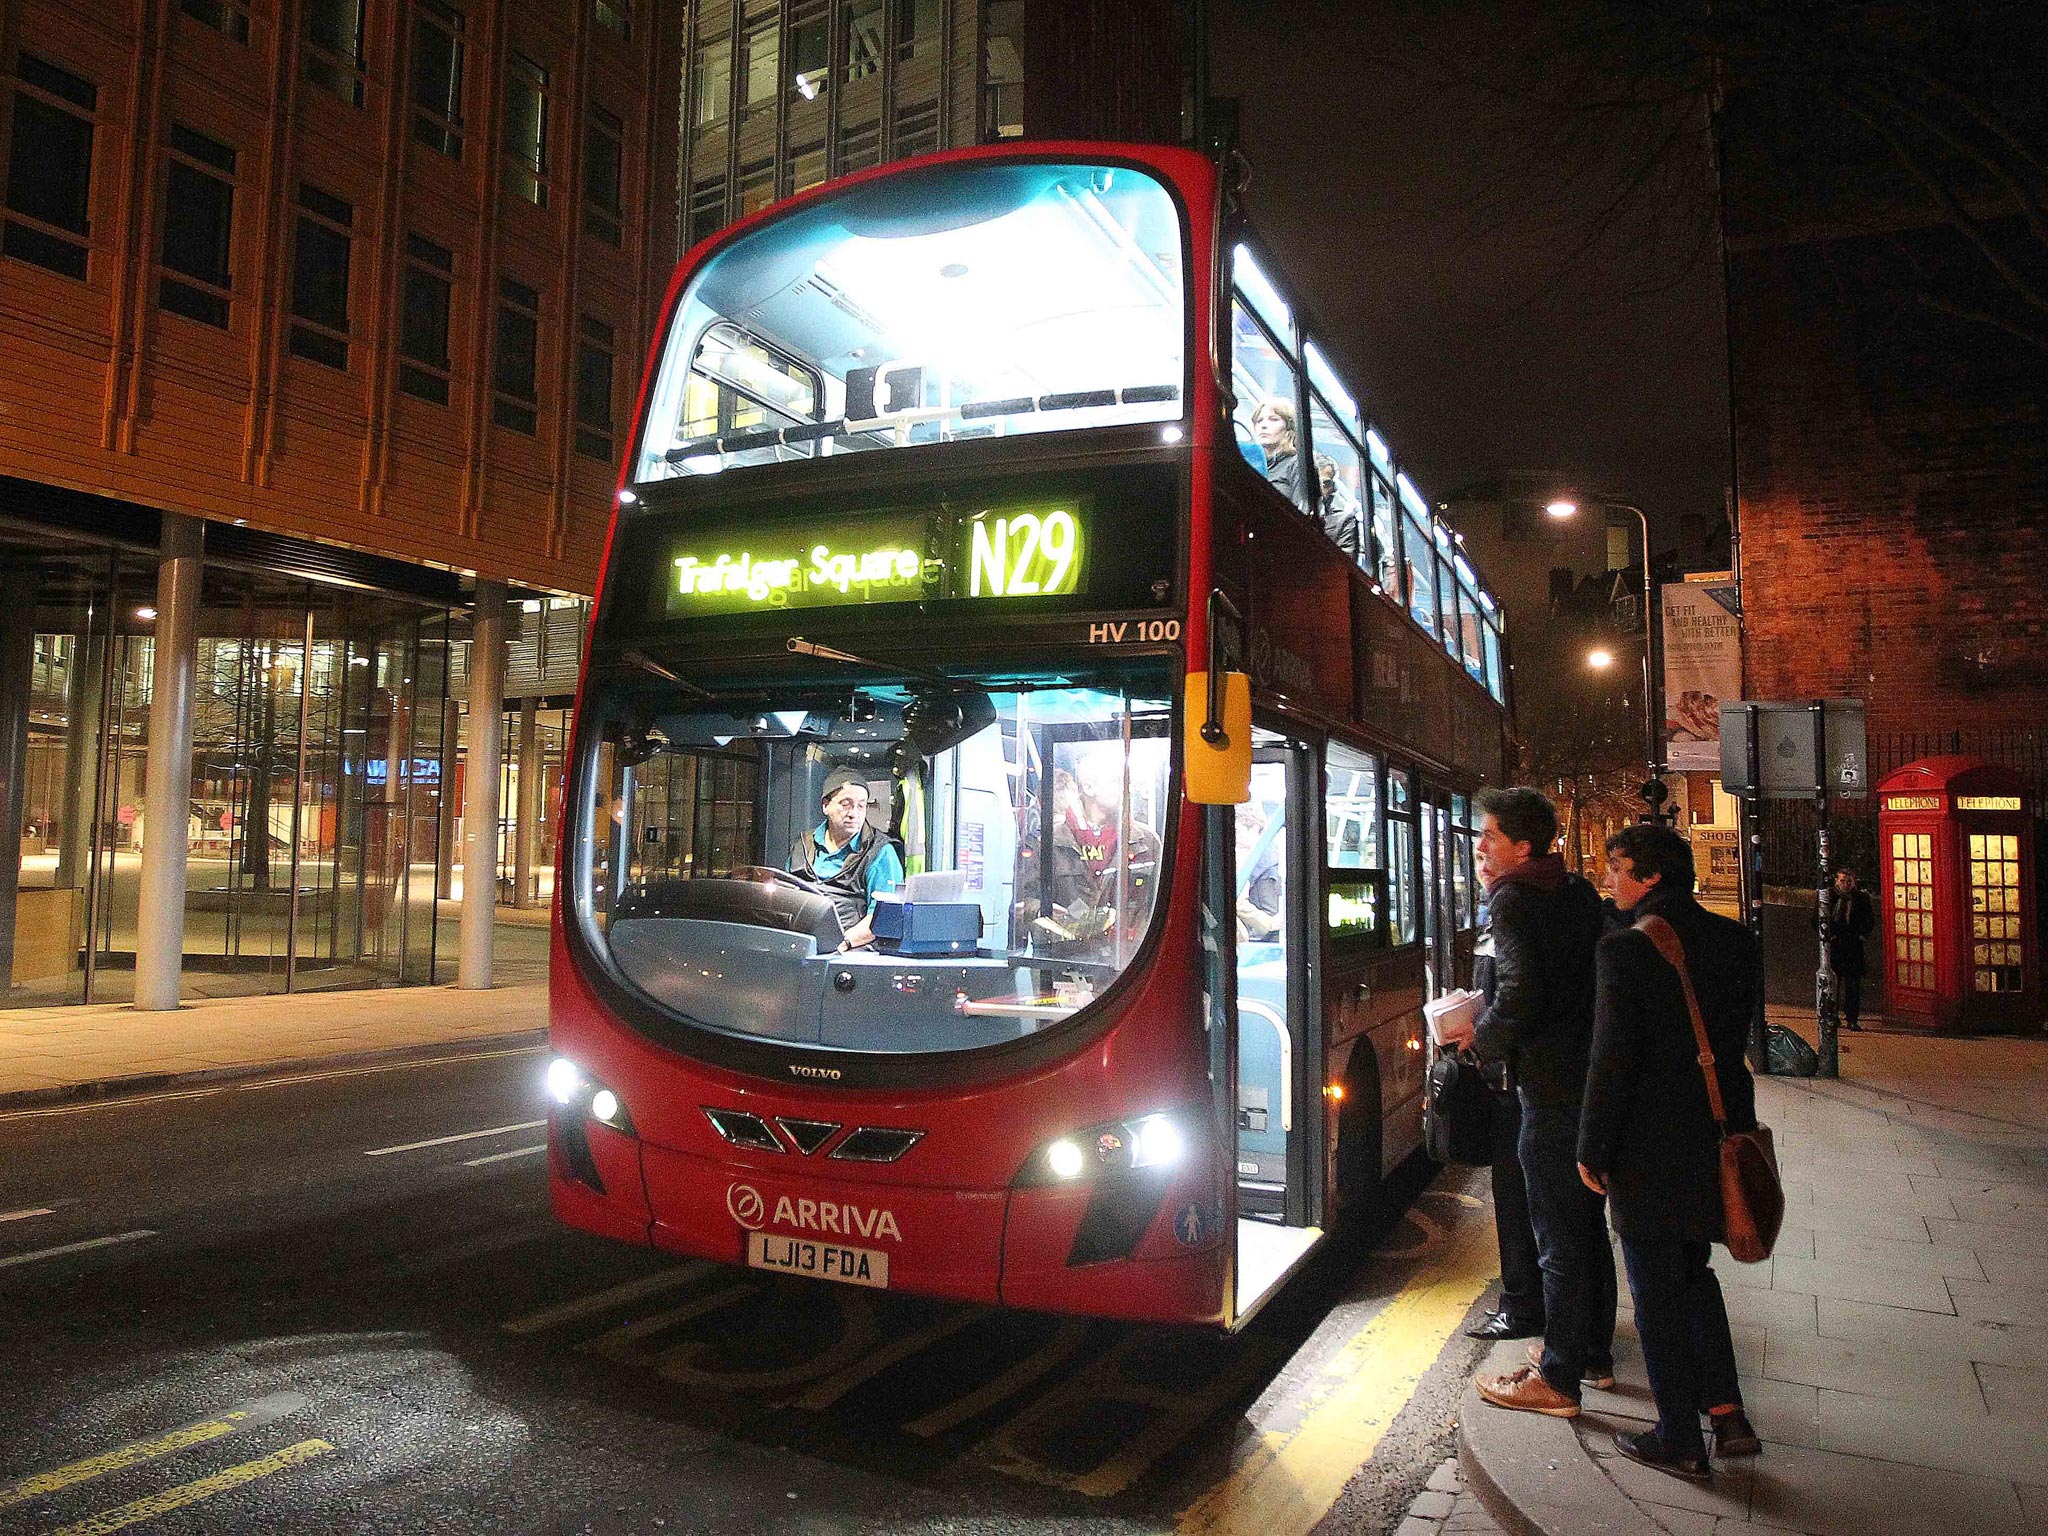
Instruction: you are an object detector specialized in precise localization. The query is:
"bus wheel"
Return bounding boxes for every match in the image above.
[1332,1042,1382,1233]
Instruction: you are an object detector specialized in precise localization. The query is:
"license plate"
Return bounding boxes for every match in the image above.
[746,1230,890,1289]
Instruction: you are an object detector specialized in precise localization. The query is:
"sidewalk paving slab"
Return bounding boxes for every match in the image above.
[1462,1037,2048,1536]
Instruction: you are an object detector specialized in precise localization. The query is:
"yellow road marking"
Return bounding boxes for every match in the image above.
[582,1281,759,1359]
[904,1316,1090,1439]
[501,1262,710,1334]
[791,1304,990,1411]
[1176,1208,1495,1536]
[0,1418,249,1511]
[44,1438,334,1536]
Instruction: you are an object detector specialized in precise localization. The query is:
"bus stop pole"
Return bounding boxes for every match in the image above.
[1813,700,1839,1079]
[1742,707,1768,1073]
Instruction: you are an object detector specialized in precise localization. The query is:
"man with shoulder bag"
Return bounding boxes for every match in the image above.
[1578,824,1771,1482]
[1439,787,1613,1416]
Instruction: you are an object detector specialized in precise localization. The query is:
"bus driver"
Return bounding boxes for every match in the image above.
[789,768,904,952]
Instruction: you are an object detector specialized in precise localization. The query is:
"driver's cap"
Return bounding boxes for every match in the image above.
[821,767,870,805]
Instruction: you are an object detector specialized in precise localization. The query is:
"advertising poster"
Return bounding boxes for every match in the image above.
[1661,580,1742,772]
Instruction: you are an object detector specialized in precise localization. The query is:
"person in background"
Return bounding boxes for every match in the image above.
[1579,824,1762,1482]
[1234,802,1283,942]
[1250,399,1303,507]
[1440,786,1614,1418]
[788,768,903,951]
[1826,867,1876,1030]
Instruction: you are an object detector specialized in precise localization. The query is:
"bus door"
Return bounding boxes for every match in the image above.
[1230,734,1324,1321]
[1419,788,1459,997]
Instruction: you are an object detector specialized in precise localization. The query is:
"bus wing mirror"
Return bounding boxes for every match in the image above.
[1184,670,1251,805]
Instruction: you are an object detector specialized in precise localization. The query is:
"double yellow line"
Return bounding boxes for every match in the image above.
[0,1392,331,1534]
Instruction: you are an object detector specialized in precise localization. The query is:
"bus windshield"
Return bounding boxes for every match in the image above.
[576,667,1175,1055]
[632,160,1187,482]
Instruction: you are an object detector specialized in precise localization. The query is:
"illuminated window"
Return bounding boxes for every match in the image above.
[1969,832,2025,993]
[1386,766,1416,945]
[692,32,732,128]
[845,0,884,82]
[1401,479,1435,636]
[501,53,549,207]
[1890,831,1936,992]
[1325,742,1380,869]
[740,12,778,112]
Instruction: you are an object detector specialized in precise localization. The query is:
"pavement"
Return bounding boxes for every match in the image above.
[1458,1009,2048,1536]
[0,976,546,1107]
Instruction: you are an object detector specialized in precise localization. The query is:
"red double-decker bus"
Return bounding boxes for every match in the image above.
[547,141,1510,1327]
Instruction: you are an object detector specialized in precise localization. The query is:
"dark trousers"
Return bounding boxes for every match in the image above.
[1518,1095,1617,1396]
[1838,964,1864,1025]
[1620,1236,1743,1459]
[1489,1090,1543,1325]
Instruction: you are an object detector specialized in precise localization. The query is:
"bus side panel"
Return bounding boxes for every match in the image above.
[1000,1174,1229,1325]
[548,1115,655,1248]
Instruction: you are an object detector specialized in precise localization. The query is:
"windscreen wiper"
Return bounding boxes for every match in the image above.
[621,648,710,695]
[786,636,953,691]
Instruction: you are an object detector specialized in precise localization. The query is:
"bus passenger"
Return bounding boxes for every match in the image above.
[1235,803,1283,942]
[1020,750,1162,956]
[1316,452,1362,559]
[789,768,904,952]
[1250,400,1304,508]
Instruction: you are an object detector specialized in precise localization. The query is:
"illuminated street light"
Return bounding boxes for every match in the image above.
[1546,500,1578,519]
[1587,647,1614,669]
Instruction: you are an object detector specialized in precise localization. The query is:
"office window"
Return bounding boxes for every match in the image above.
[398,233,453,405]
[501,54,548,206]
[983,0,1023,138]
[789,1,828,104]
[593,0,629,40]
[740,12,778,112]
[304,0,365,107]
[288,183,352,369]
[686,175,726,248]
[3,54,97,280]
[789,138,826,195]
[575,316,615,461]
[411,0,465,158]
[692,33,731,127]
[836,113,881,172]
[737,156,774,219]
[893,97,939,158]
[492,276,540,434]
[845,0,884,81]
[159,124,236,327]
[582,105,622,246]
[895,0,940,64]
[180,0,250,43]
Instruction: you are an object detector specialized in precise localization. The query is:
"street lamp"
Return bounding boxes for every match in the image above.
[1547,497,1664,814]
[1586,647,1614,669]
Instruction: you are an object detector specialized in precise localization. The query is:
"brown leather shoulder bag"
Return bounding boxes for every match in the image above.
[1635,914,1784,1263]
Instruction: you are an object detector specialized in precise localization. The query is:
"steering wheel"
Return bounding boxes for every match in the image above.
[733,865,833,899]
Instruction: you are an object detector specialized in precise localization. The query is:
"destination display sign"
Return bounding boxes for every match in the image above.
[662,502,1088,617]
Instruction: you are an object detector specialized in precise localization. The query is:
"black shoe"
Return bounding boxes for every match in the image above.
[1844,1020,1862,1031]
[1711,1408,1761,1457]
[1465,1310,1544,1341]
[1613,1429,1711,1482]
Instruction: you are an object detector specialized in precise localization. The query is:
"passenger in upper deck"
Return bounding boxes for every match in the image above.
[788,768,904,952]
[1249,400,1304,508]
[1316,452,1363,559]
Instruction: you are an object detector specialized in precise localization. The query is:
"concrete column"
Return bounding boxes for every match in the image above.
[513,697,540,907]
[458,580,505,989]
[0,567,37,988]
[134,514,204,1011]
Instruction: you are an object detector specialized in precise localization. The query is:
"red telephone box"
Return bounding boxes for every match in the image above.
[1877,757,2039,1031]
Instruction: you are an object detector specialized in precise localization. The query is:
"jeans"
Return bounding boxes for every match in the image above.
[1518,1095,1617,1396]
[1490,1090,1543,1325]
[1620,1236,1744,1459]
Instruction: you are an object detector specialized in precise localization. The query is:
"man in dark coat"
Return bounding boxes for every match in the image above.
[1461,892,1546,1345]
[1441,786,1612,1418]
[1579,824,1763,1480]
[1825,868,1876,1029]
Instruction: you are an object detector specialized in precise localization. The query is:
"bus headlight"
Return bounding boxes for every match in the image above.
[1019,1110,1195,1185]
[1129,1113,1185,1170]
[547,1057,582,1104]
[1047,1139,1087,1180]
[590,1088,623,1127]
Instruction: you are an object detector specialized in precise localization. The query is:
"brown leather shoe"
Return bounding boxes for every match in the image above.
[1477,1364,1580,1417]
[1525,1342,1616,1389]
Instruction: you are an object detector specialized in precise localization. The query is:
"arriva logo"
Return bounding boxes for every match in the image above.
[788,1064,842,1080]
[726,1181,903,1242]
[726,1183,766,1230]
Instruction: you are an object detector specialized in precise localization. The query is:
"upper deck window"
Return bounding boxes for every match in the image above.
[634,160,1186,482]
